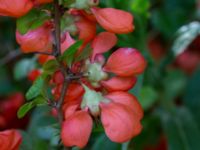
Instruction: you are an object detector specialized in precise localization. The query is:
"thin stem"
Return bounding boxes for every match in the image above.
[53,0,61,57]
[53,1,72,149]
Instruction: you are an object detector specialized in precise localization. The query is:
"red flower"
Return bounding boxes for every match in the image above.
[0,129,22,150]
[16,22,53,53]
[101,76,137,92]
[100,102,142,142]
[75,16,96,44]
[61,85,143,148]
[103,48,147,76]
[27,69,41,82]
[0,93,28,130]
[91,7,134,34]
[91,32,117,61]
[33,0,52,5]
[61,110,93,148]
[37,32,75,64]
[0,0,33,18]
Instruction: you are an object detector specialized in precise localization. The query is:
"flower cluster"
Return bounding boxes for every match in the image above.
[0,0,147,148]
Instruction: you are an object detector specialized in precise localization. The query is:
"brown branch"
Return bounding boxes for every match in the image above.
[0,49,21,66]
[53,1,72,150]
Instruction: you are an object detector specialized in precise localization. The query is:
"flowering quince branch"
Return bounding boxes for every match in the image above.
[0,0,147,149]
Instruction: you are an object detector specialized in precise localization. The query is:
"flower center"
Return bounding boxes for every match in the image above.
[81,84,109,116]
[84,59,108,87]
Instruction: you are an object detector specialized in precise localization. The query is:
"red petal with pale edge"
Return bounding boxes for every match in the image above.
[100,102,142,143]
[104,48,146,76]
[91,32,117,61]
[0,129,22,150]
[61,111,93,148]
[105,91,143,119]
[101,76,137,92]
[91,7,134,34]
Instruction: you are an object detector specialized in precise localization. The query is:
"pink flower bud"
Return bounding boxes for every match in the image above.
[61,111,93,148]
[16,23,53,53]
[100,102,142,143]
[0,0,33,18]
[104,48,147,76]
[91,32,117,61]
[101,76,137,92]
[91,7,134,34]
[105,92,143,119]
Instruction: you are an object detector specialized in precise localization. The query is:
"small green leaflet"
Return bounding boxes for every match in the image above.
[17,9,50,35]
[42,59,59,75]
[74,43,92,62]
[17,96,46,118]
[60,40,83,67]
[26,76,45,100]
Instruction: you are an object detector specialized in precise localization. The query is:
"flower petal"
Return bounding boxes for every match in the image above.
[100,102,142,143]
[91,32,117,61]
[61,111,93,148]
[105,92,143,119]
[16,23,53,53]
[91,7,134,34]
[0,129,22,150]
[0,0,33,18]
[104,48,146,76]
[101,76,137,92]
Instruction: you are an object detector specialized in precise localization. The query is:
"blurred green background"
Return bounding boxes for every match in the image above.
[1,0,200,150]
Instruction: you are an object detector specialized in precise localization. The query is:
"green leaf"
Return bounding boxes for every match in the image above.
[19,131,34,150]
[138,86,158,110]
[26,76,45,100]
[14,58,36,80]
[17,9,50,34]
[42,59,59,75]
[131,0,150,18]
[60,40,83,66]
[74,44,92,62]
[17,102,34,118]
[92,133,122,150]
[17,96,46,118]
[183,67,200,128]
[129,75,144,97]
[161,107,200,150]
[163,70,186,101]
[172,22,200,56]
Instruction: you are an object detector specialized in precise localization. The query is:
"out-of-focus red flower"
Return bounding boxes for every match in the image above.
[0,129,22,150]
[27,69,41,82]
[174,36,200,75]
[33,0,52,5]
[16,22,53,53]
[91,7,134,34]
[145,136,167,150]
[0,0,33,18]
[103,48,147,77]
[175,51,200,74]
[0,93,28,130]
[148,36,166,61]
[61,110,93,148]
